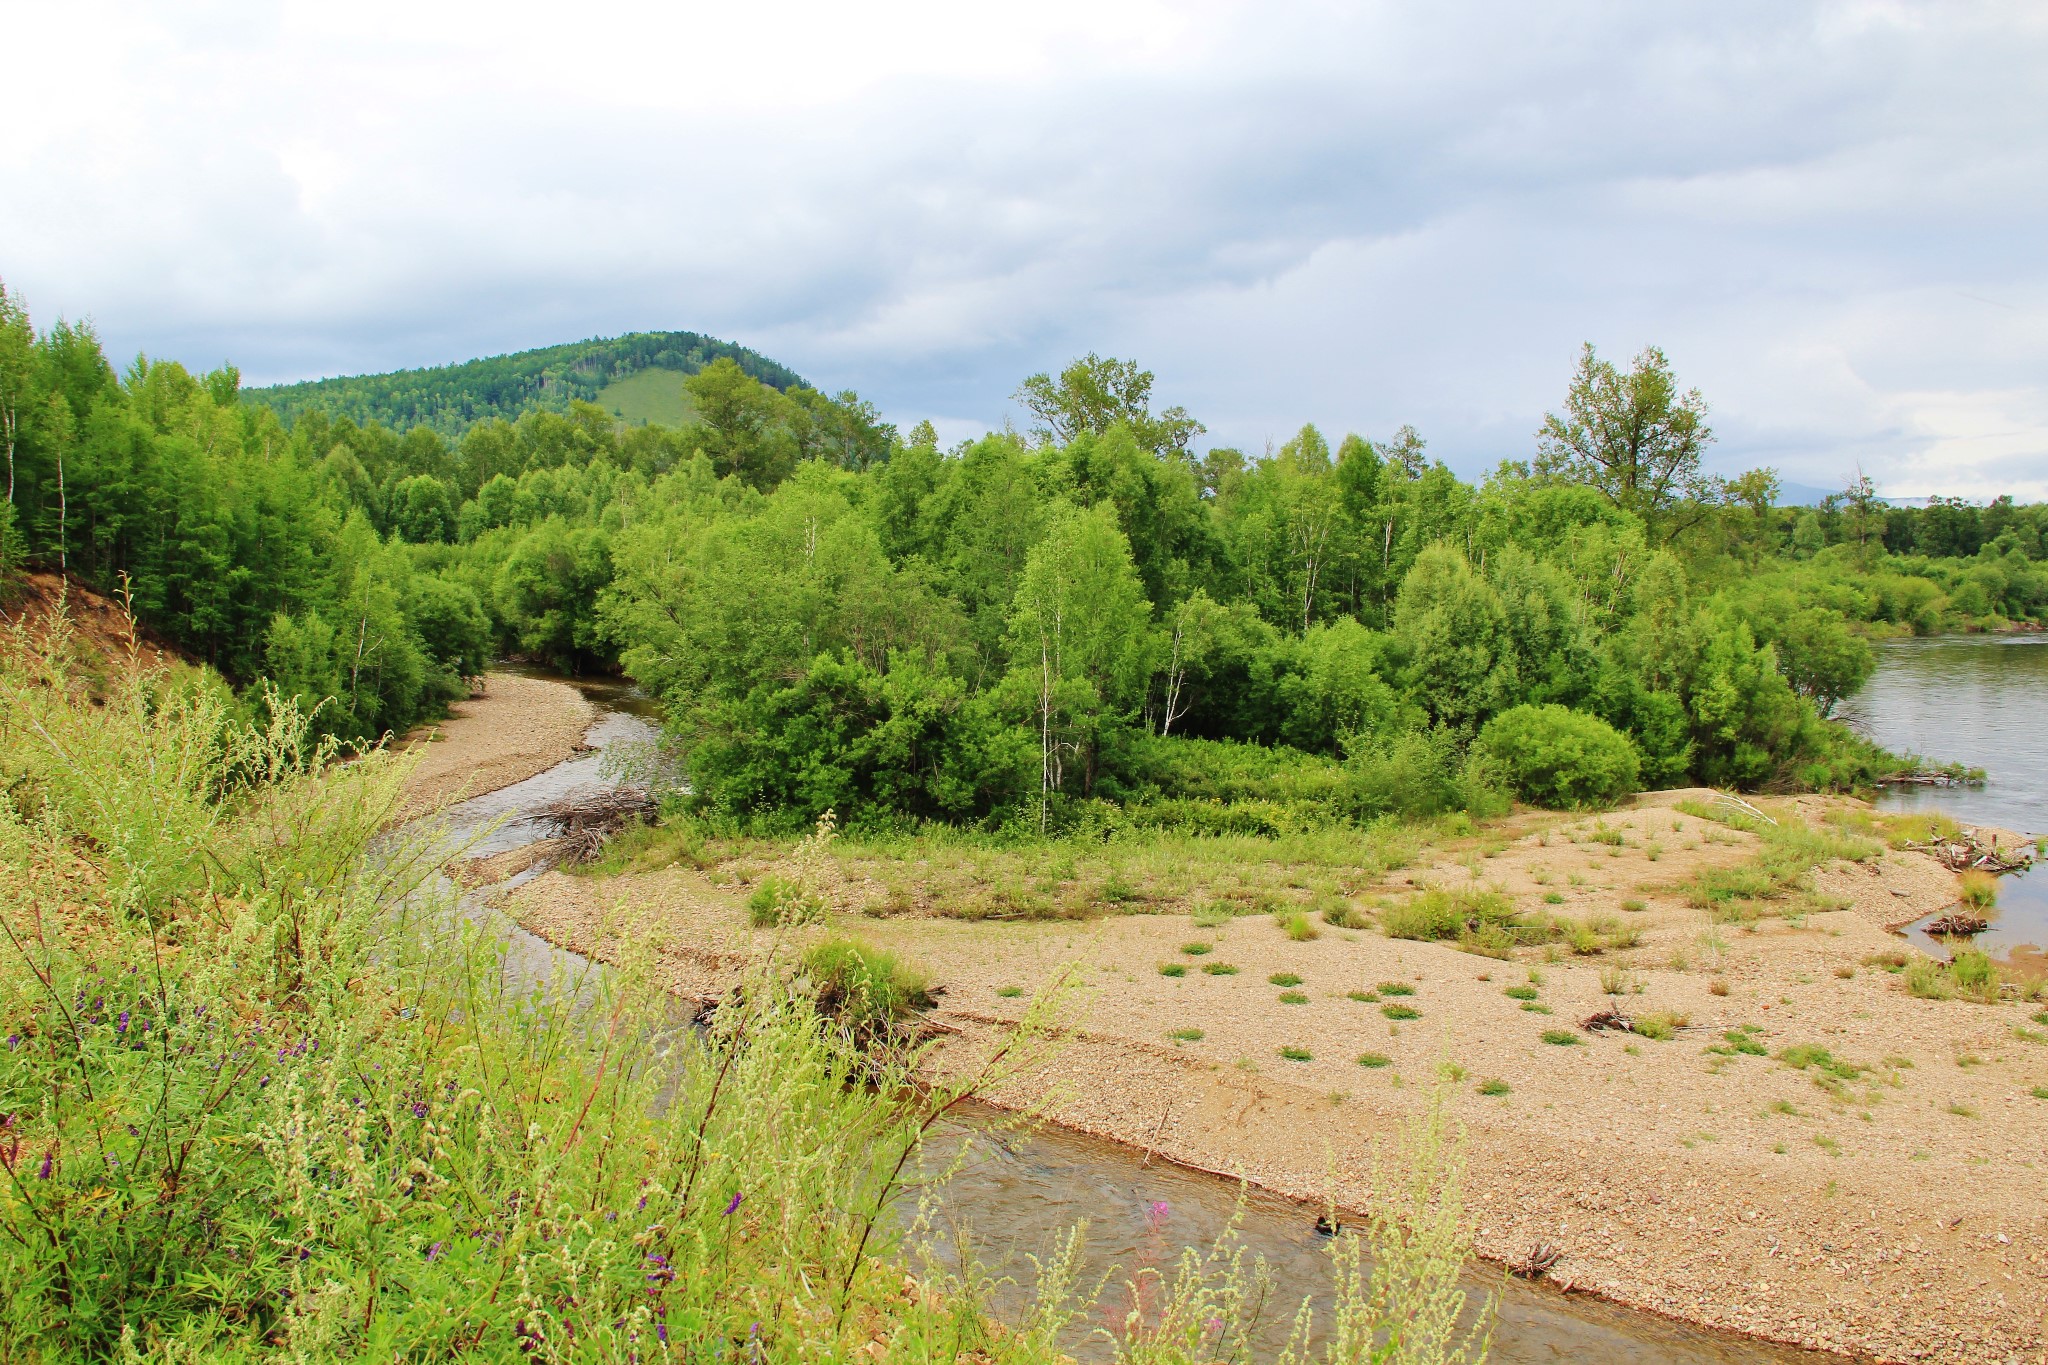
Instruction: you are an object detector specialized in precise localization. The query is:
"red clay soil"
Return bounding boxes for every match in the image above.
[0,570,198,675]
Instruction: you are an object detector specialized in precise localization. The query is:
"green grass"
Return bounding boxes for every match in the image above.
[594,365,699,425]
[1168,1027,1205,1043]
[1280,1045,1313,1062]
[1201,961,1239,976]
[1540,1029,1581,1046]
[1269,972,1303,987]
[1348,989,1379,1002]
[1477,1078,1511,1096]
[2030,1086,2048,1100]
[1502,985,1539,1001]
[1357,1052,1393,1068]
[1519,1002,1552,1014]
[996,985,1024,998]
[1158,963,1187,977]
[1181,940,1214,955]
[1381,1003,1420,1020]
[1376,981,1416,996]
[1279,990,1310,1004]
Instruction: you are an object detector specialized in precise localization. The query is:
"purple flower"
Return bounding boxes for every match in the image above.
[723,1191,743,1217]
[425,1241,444,1261]
[411,1103,428,1119]
[117,1011,130,1034]
[37,1150,53,1179]
[656,1320,668,1344]
[5,1036,16,1050]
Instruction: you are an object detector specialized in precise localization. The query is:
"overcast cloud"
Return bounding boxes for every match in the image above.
[4,0,2044,498]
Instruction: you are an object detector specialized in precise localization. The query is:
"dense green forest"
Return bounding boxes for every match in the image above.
[4,280,2045,829]
[242,330,813,438]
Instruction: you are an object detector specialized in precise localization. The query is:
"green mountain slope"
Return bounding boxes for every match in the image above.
[243,330,806,436]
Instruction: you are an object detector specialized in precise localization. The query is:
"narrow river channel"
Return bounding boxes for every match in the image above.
[431,675,1842,1364]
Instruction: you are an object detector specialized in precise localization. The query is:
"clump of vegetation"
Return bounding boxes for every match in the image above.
[1906,948,2003,1002]
[1357,1052,1393,1068]
[1348,989,1379,1002]
[1503,985,1539,1001]
[1159,962,1187,977]
[1277,908,1320,941]
[1279,990,1310,1005]
[1379,884,1528,957]
[1181,940,1214,955]
[1471,704,1642,809]
[1202,961,1239,976]
[1382,1003,1420,1020]
[1280,1045,1313,1062]
[996,985,1025,997]
[1377,980,1416,996]
[1269,971,1303,986]
[1168,1027,1204,1043]
[1958,869,1999,908]
[1677,798,1882,924]
[1540,1029,1582,1046]
[1632,1009,1689,1040]
[801,936,934,1042]
[1477,1078,1511,1096]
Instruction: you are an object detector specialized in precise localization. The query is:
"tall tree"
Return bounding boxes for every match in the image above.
[1535,344,1717,540]
[1013,354,1205,459]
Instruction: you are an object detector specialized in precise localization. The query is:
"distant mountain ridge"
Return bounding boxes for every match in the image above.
[242,330,808,437]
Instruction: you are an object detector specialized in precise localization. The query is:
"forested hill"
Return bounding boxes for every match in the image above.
[242,330,808,437]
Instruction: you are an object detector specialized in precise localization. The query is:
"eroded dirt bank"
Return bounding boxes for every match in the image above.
[497,794,2048,1365]
[398,671,596,816]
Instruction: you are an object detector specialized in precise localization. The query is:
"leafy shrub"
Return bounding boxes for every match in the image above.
[1472,704,1641,809]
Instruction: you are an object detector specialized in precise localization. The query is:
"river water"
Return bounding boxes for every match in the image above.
[1838,635,2048,974]
[424,675,1837,1364]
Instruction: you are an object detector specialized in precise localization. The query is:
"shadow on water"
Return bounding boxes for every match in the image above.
[418,675,1841,1364]
[1839,635,2048,975]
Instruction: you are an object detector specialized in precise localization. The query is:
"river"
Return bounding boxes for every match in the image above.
[428,674,1838,1365]
[1838,634,2048,974]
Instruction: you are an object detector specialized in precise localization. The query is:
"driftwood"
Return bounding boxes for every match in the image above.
[1923,911,1989,937]
[527,785,656,863]
[1581,1008,1636,1033]
[1510,1240,1564,1280]
[1905,828,2035,874]
[1877,768,1982,789]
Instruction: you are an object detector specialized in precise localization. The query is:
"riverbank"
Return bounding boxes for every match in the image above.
[397,670,596,817]
[494,792,2048,1364]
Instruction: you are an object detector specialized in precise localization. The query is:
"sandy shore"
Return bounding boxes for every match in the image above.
[497,793,2048,1365]
[398,671,596,816]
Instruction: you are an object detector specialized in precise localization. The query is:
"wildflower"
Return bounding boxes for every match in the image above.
[117,1011,130,1035]
[1204,1316,1224,1336]
[425,1241,444,1261]
[723,1191,743,1217]
[38,1149,53,1179]
[5,1036,16,1050]
[412,1103,428,1119]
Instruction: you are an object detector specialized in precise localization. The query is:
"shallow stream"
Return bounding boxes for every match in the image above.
[420,674,1838,1364]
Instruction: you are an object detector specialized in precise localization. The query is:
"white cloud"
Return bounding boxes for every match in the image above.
[3,0,2045,499]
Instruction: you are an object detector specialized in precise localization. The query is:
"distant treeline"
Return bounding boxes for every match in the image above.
[241,330,809,438]
[3,284,2043,826]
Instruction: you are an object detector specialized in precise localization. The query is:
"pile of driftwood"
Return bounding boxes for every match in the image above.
[1906,828,2036,874]
[528,786,656,863]
[1878,769,1975,788]
[1923,911,1990,936]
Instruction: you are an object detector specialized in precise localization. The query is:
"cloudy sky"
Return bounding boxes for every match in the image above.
[5,1,2044,498]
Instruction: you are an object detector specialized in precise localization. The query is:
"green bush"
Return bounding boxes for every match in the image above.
[1473,703,1641,809]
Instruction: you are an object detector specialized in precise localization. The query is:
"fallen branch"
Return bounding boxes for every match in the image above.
[526,785,657,863]
[1905,828,2034,874]
[1510,1240,1564,1280]
[1923,911,1989,937]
